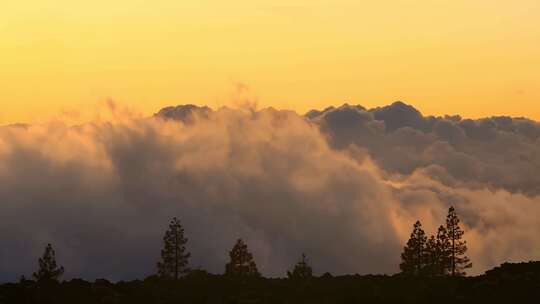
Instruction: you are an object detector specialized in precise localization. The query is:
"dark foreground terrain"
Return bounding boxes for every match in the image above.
[1,262,539,304]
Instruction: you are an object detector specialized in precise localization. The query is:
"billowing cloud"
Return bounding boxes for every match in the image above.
[0,103,539,282]
[312,102,540,195]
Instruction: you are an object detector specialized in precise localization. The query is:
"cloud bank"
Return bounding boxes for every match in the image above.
[0,102,539,281]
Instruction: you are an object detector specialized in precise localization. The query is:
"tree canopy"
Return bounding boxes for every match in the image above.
[400,207,472,277]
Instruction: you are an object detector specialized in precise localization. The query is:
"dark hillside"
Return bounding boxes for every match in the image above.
[1,262,539,304]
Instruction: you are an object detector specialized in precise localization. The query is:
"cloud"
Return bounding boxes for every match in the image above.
[155,104,212,123]
[311,102,540,196]
[0,103,539,282]
[372,101,429,132]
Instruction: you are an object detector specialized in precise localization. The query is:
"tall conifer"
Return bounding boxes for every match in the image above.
[33,244,64,282]
[157,217,190,279]
[425,225,451,276]
[225,239,259,277]
[446,206,472,276]
[400,221,427,275]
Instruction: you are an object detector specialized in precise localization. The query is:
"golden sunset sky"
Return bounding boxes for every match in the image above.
[1,0,539,124]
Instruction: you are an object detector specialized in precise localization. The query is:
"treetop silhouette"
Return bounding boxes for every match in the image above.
[225,239,260,277]
[33,243,64,282]
[287,253,313,280]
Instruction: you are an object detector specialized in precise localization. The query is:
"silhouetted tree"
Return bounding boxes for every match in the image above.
[157,217,190,280]
[424,235,437,275]
[400,221,427,275]
[424,225,451,276]
[33,243,64,282]
[446,206,472,276]
[225,239,260,277]
[19,275,27,283]
[287,253,313,279]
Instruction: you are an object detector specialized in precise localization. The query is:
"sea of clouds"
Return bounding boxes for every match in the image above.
[0,102,539,281]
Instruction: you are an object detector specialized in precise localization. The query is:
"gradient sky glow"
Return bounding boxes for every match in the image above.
[1,0,539,124]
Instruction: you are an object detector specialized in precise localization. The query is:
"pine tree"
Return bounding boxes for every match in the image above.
[446,206,472,276]
[157,217,191,280]
[436,225,452,275]
[400,220,427,275]
[225,239,260,277]
[424,235,438,276]
[424,225,451,276]
[287,253,313,279]
[33,244,64,282]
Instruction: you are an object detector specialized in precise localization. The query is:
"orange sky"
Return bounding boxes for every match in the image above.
[1,0,539,124]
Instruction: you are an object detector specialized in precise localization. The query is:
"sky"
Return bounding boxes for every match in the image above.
[1,0,540,124]
[1,1,540,282]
